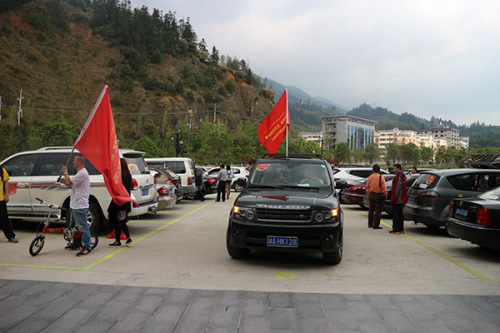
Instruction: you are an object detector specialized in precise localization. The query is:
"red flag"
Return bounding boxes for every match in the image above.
[75,85,132,206]
[258,90,290,154]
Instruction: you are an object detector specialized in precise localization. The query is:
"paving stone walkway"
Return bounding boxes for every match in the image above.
[1,279,499,332]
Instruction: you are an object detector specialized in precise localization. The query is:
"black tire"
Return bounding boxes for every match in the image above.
[233,180,245,192]
[226,227,250,259]
[90,232,99,250]
[29,236,45,256]
[65,200,102,233]
[323,232,342,265]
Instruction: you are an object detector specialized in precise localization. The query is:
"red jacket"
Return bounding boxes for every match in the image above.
[391,173,408,204]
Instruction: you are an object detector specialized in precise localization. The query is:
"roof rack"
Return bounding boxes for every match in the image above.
[262,153,324,159]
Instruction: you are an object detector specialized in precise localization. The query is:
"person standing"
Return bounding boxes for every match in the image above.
[390,164,408,234]
[226,165,234,200]
[108,158,133,246]
[216,164,228,202]
[0,167,18,243]
[365,164,387,230]
[61,156,92,256]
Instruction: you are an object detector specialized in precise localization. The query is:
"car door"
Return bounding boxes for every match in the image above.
[1,153,40,216]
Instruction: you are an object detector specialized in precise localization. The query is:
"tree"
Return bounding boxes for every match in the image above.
[385,143,400,165]
[211,46,220,65]
[400,143,420,168]
[334,143,351,165]
[420,146,434,165]
[364,143,380,165]
[353,149,364,164]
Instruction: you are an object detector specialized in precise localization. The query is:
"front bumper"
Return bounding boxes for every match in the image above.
[228,219,342,253]
[446,217,500,250]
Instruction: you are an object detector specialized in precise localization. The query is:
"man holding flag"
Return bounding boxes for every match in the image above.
[61,156,92,256]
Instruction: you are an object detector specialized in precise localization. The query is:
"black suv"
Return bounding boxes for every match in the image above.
[226,154,343,265]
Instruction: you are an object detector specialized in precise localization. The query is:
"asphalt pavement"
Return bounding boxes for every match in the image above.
[1,195,499,332]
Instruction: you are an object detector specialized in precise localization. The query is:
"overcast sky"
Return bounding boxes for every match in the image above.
[131,0,500,126]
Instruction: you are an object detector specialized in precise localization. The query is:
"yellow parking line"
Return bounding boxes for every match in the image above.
[0,201,214,271]
[360,211,500,281]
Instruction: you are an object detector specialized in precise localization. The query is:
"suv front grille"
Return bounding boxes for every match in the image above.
[256,208,312,222]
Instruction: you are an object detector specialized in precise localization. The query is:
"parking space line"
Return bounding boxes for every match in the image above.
[359,211,500,282]
[0,201,214,271]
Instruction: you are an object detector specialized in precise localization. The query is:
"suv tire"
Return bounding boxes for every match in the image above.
[233,180,245,192]
[226,228,250,259]
[322,232,343,265]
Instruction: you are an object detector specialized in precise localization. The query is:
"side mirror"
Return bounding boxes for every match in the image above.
[335,179,348,189]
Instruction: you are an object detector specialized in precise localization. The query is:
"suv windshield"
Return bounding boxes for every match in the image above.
[249,161,332,190]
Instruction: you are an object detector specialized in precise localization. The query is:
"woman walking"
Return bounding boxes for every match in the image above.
[108,158,133,246]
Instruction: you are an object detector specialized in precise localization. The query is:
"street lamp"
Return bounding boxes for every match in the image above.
[171,129,182,157]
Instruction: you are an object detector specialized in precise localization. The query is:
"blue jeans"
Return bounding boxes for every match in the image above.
[70,208,91,250]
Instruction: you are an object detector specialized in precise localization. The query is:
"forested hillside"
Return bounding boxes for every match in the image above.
[0,0,283,163]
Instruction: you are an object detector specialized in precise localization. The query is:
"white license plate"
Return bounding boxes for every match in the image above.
[141,188,149,196]
[456,208,468,216]
[267,236,298,248]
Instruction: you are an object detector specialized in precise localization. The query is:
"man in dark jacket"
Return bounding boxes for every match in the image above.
[390,164,408,234]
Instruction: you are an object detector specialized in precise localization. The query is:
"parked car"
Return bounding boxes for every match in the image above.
[145,157,197,198]
[149,166,183,202]
[0,147,157,232]
[344,174,395,207]
[404,169,500,229]
[194,166,217,196]
[226,154,343,265]
[446,186,500,250]
[204,166,249,193]
[149,168,177,210]
[332,167,389,182]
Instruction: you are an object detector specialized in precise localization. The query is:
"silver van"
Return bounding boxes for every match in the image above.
[0,147,157,232]
[145,157,197,197]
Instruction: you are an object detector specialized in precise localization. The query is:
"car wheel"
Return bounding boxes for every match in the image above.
[233,181,245,192]
[323,232,342,265]
[65,200,102,233]
[226,227,250,259]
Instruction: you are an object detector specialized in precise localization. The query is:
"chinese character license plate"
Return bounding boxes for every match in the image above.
[267,236,298,248]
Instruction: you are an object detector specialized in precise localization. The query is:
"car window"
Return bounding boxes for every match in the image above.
[232,168,240,174]
[165,161,186,174]
[447,173,476,191]
[1,153,39,176]
[411,173,440,189]
[476,174,500,192]
[125,156,148,175]
[38,153,100,176]
[350,170,372,178]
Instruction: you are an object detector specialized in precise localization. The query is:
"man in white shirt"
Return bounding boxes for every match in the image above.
[61,156,92,256]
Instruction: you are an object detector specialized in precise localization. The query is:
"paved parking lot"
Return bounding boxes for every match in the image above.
[1,196,499,332]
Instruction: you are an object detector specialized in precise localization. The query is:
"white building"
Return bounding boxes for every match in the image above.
[375,128,419,149]
[322,115,376,150]
[419,126,460,148]
[298,132,323,147]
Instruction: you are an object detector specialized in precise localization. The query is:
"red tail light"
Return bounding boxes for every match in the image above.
[157,186,170,197]
[131,178,138,190]
[208,179,216,184]
[334,178,340,182]
[448,202,453,216]
[188,177,193,185]
[419,191,439,199]
[476,208,490,226]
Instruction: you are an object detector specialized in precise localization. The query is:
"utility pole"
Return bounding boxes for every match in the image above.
[187,107,193,134]
[17,89,24,126]
[213,103,219,124]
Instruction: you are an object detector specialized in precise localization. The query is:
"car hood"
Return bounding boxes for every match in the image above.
[235,189,336,209]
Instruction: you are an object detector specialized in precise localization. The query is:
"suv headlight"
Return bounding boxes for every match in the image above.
[232,206,256,221]
[314,208,340,223]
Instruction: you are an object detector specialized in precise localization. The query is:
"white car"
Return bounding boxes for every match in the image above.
[332,167,389,182]
[204,166,249,192]
[0,147,157,232]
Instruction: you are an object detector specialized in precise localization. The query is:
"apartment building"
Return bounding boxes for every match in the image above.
[419,126,460,148]
[298,131,323,147]
[322,115,376,150]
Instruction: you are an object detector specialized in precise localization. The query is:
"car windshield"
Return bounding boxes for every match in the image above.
[478,186,500,201]
[249,161,332,189]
